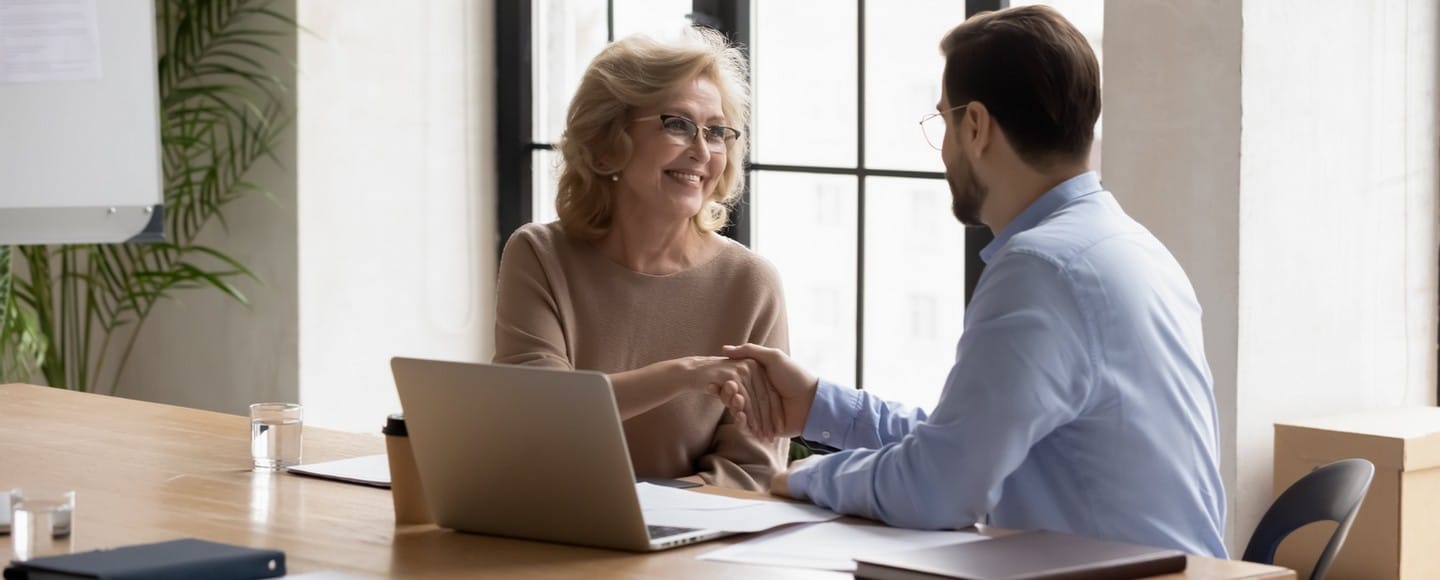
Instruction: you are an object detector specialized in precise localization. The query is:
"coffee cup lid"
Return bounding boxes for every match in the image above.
[383,413,407,436]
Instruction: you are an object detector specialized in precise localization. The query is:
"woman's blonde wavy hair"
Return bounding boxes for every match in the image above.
[555,28,750,241]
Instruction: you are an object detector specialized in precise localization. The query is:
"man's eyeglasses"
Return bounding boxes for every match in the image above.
[919,104,969,150]
[634,114,741,154]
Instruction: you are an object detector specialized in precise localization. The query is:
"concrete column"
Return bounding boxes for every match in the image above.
[122,1,300,413]
[1104,0,1438,554]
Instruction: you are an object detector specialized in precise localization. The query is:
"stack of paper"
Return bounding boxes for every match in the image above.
[635,483,840,532]
[700,521,989,572]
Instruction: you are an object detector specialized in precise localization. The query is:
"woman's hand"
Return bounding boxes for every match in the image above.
[610,355,776,428]
[662,356,782,439]
[721,344,818,440]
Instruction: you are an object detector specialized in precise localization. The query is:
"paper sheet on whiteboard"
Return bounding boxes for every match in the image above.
[0,0,102,83]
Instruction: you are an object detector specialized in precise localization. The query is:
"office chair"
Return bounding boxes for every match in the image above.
[1241,458,1375,580]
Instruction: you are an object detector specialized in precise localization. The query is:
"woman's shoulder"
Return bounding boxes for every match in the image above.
[505,221,596,259]
[712,237,783,286]
[505,221,568,249]
[499,221,588,275]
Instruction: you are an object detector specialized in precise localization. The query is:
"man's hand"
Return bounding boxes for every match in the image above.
[687,357,771,430]
[770,456,816,499]
[721,343,819,440]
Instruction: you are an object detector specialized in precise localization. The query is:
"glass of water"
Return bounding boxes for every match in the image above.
[250,402,303,471]
[10,489,74,561]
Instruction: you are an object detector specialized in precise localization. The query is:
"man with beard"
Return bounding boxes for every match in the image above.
[718,5,1227,557]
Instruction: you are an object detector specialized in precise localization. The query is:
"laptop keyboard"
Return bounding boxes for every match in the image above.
[647,525,697,539]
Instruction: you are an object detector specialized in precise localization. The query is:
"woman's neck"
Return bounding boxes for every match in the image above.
[598,210,716,275]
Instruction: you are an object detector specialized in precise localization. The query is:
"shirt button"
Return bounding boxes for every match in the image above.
[821,431,832,439]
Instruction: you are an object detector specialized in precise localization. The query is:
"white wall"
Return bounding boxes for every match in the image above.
[1105,0,1438,554]
[296,0,498,432]
[124,1,499,435]
[1235,0,1437,551]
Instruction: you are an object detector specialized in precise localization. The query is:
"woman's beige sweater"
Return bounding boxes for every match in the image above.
[493,221,789,491]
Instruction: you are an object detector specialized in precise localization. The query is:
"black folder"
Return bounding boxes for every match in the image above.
[3,538,285,580]
[854,530,1187,580]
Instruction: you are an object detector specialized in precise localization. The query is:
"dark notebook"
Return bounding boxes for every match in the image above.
[854,530,1187,580]
[3,538,285,580]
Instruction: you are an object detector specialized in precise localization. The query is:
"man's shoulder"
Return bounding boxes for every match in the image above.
[1000,192,1148,270]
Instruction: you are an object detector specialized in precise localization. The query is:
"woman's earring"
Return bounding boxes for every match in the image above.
[610,174,620,182]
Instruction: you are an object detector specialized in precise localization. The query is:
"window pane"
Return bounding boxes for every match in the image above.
[862,177,966,410]
[533,0,607,144]
[864,1,965,173]
[1008,0,1104,172]
[532,149,560,224]
[613,0,691,39]
[753,1,858,168]
[751,171,858,387]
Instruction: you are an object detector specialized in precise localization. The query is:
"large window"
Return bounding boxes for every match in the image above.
[498,1,1076,408]
[747,0,970,408]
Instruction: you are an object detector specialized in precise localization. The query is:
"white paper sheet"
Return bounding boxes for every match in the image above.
[0,0,103,83]
[698,521,989,571]
[635,483,840,533]
[286,454,391,488]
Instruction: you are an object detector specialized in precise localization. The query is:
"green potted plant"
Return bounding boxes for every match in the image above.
[0,0,294,394]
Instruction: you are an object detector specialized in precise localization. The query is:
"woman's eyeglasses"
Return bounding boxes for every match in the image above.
[634,115,741,154]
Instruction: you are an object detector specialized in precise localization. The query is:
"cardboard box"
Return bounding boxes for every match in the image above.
[1272,407,1440,580]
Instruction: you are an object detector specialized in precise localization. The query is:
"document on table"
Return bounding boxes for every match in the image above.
[635,483,840,533]
[286,454,390,488]
[698,521,989,571]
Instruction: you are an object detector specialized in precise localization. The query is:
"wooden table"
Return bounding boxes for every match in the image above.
[0,384,1292,578]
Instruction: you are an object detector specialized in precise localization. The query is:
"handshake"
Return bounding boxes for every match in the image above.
[696,344,820,441]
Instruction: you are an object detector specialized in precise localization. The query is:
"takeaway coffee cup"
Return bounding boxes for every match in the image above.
[384,414,432,525]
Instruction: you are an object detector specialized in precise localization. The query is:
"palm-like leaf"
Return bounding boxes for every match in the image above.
[0,0,289,393]
[0,247,47,382]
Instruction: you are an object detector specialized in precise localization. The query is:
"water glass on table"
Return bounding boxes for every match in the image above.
[250,402,303,471]
[9,488,75,561]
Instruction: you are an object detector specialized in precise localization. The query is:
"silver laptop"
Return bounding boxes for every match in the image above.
[390,357,734,552]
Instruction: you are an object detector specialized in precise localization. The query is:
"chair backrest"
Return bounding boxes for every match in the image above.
[1241,458,1375,580]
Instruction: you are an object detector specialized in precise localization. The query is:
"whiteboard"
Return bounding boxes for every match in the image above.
[0,0,163,245]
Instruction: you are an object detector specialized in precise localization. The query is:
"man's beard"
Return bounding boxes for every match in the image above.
[948,163,988,227]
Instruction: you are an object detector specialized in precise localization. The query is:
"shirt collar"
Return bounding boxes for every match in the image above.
[979,171,1104,263]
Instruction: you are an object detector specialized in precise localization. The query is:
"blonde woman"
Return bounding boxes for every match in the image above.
[492,29,788,491]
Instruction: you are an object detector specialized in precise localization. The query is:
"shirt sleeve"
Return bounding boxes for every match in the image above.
[800,379,932,450]
[785,253,1094,529]
[694,258,791,491]
[492,228,573,369]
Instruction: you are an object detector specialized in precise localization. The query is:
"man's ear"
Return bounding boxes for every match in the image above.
[965,101,993,157]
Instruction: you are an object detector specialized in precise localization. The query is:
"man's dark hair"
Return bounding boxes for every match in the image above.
[941,5,1100,168]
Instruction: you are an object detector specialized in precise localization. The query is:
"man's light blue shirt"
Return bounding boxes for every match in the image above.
[786,172,1227,558]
